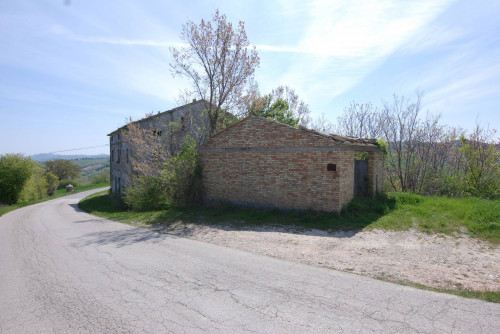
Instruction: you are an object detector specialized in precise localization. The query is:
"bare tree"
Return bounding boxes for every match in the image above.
[170,10,260,136]
[381,93,422,192]
[335,101,382,138]
[310,113,335,134]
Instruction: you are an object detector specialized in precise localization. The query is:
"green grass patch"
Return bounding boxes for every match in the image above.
[0,183,109,217]
[379,278,500,303]
[78,191,499,244]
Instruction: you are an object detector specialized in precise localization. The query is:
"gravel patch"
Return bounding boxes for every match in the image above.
[143,221,500,292]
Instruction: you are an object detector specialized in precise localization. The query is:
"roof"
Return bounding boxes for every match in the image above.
[202,116,380,149]
[298,126,379,147]
[107,99,208,136]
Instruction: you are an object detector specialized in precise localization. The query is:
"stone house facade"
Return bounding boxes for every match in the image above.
[108,100,207,195]
[198,116,384,212]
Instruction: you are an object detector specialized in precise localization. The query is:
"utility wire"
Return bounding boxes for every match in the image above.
[41,144,110,155]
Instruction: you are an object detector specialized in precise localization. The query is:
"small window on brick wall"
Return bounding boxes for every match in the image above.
[327,163,336,171]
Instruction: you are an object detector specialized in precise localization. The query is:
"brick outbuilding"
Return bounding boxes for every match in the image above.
[199,116,384,212]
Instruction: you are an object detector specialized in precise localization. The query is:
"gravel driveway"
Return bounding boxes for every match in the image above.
[146,221,500,292]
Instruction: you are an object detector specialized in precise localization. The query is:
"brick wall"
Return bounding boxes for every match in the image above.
[199,117,382,212]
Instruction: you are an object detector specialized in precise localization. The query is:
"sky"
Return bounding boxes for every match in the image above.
[1,0,499,156]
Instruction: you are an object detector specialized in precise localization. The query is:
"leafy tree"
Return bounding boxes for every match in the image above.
[459,126,500,199]
[90,170,110,185]
[161,136,202,207]
[0,154,37,204]
[45,172,59,196]
[170,10,260,136]
[250,94,298,127]
[243,84,310,127]
[268,85,311,127]
[18,165,48,202]
[45,159,81,181]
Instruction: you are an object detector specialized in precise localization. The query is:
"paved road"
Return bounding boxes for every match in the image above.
[0,188,498,333]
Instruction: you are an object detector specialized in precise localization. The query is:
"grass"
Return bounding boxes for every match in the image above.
[68,158,110,168]
[373,277,500,303]
[79,191,499,245]
[0,183,109,217]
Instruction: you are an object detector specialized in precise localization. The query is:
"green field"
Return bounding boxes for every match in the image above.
[71,158,110,168]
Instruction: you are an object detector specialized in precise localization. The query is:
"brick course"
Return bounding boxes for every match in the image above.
[199,117,384,212]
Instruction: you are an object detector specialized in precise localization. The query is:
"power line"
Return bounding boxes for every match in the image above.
[43,144,110,155]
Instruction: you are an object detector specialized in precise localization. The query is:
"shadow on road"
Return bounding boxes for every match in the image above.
[71,228,166,248]
[77,192,397,240]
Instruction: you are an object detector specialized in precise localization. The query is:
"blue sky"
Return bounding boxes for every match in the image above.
[1,0,499,156]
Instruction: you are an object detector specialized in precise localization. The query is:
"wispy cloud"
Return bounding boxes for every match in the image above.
[259,0,455,108]
[50,24,180,47]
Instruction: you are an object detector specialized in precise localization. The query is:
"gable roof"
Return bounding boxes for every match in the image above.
[202,116,380,149]
[107,99,207,136]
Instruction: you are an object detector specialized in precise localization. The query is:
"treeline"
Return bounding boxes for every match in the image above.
[313,92,499,199]
[0,155,109,205]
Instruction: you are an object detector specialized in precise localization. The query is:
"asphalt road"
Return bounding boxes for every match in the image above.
[0,188,498,334]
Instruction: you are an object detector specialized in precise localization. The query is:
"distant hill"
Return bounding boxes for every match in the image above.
[31,153,109,162]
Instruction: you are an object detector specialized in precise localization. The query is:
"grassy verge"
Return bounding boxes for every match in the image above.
[79,191,499,244]
[374,277,500,303]
[79,191,499,303]
[0,183,109,217]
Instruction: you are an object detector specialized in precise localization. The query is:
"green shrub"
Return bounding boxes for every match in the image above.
[18,165,48,202]
[45,172,59,196]
[124,176,168,211]
[58,179,79,189]
[161,136,203,207]
[91,170,110,184]
[0,154,37,204]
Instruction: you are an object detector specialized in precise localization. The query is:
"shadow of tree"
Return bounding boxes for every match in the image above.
[78,192,397,240]
[71,227,166,248]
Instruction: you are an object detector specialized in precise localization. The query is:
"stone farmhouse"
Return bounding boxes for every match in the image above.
[108,99,207,194]
[109,102,384,212]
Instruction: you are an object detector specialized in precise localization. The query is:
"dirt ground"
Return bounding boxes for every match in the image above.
[139,221,500,292]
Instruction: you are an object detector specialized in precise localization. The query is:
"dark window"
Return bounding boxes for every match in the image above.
[126,148,129,164]
[181,116,186,131]
[111,149,114,162]
[327,163,336,171]
[153,130,162,137]
[117,149,120,163]
[118,133,120,140]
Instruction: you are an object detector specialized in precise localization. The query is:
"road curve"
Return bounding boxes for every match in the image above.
[0,188,498,333]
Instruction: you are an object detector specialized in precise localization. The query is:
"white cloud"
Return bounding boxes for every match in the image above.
[261,0,455,109]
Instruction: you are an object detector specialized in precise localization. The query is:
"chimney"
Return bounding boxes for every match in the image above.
[192,98,196,103]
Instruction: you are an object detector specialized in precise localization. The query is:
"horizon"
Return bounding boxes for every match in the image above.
[1,0,499,156]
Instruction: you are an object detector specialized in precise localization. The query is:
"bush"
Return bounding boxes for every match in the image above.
[18,165,48,202]
[161,136,203,207]
[124,136,202,211]
[91,171,110,184]
[124,175,168,211]
[45,172,59,196]
[0,154,37,204]
[58,179,79,189]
